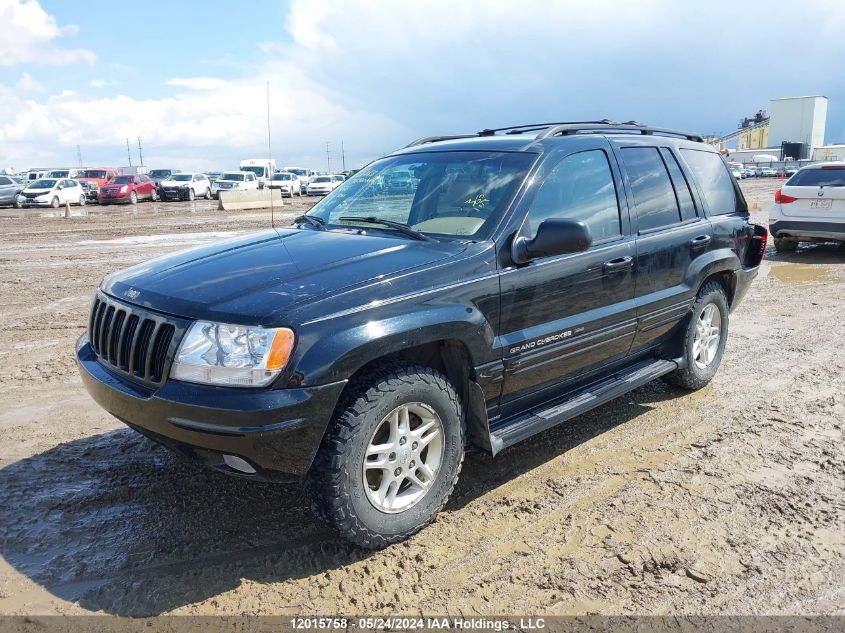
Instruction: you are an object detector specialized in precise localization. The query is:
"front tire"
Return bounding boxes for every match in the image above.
[773,237,798,252]
[663,281,729,391]
[305,362,465,549]
[188,188,195,201]
[129,191,138,205]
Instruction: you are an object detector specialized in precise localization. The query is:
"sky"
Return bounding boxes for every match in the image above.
[1,0,844,173]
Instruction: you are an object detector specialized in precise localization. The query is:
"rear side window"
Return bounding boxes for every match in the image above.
[680,149,741,215]
[528,149,621,242]
[620,147,681,231]
[0,177,10,185]
[660,148,698,221]
[787,167,845,187]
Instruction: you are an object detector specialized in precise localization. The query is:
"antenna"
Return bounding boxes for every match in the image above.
[267,81,275,228]
[137,137,144,167]
[76,144,83,168]
[325,142,331,173]
[126,139,132,167]
[341,140,346,172]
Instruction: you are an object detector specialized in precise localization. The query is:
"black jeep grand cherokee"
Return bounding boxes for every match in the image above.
[77,121,767,548]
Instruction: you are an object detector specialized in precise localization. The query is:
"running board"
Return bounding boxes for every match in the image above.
[488,359,678,454]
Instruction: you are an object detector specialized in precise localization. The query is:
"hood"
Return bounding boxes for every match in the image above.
[23,187,54,194]
[161,179,189,186]
[101,228,466,325]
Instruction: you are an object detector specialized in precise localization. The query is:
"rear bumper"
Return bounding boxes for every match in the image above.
[769,220,845,242]
[76,333,347,480]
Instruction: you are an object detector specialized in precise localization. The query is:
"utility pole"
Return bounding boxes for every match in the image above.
[137,137,144,166]
[126,138,132,167]
[341,140,346,172]
[325,142,331,173]
[76,145,83,168]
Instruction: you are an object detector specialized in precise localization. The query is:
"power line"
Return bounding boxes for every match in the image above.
[125,138,132,167]
[325,142,331,173]
[137,137,144,166]
[341,140,346,172]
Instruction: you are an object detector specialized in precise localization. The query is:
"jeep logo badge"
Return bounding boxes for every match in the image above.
[125,288,140,300]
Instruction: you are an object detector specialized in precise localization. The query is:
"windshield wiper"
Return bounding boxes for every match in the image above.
[293,214,326,230]
[338,216,435,242]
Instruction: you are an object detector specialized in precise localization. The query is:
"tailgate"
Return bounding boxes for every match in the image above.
[780,166,845,218]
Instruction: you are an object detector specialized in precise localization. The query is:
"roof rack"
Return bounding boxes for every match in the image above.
[403,135,478,148]
[403,120,703,149]
[478,120,619,136]
[536,121,704,142]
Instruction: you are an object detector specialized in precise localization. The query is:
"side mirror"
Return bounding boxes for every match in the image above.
[512,218,592,264]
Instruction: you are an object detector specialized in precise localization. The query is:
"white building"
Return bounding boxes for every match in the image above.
[767,95,828,158]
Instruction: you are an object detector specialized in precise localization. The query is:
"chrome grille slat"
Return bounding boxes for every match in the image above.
[86,293,184,388]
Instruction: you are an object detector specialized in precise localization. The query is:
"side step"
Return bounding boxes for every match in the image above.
[489,358,677,454]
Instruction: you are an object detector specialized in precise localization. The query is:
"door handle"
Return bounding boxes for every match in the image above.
[690,235,712,250]
[602,256,634,273]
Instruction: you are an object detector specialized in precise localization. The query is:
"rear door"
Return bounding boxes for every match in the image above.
[615,143,713,353]
[498,140,637,414]
[779,165,845,218]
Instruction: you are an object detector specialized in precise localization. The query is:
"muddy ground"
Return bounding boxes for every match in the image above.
[0,181,842,616]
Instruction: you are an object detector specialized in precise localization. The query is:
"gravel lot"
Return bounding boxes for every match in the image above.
[0,181,843,616]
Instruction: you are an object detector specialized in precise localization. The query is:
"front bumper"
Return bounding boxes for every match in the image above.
[76,333,346,480]
[769,219,845,242]
[99,192,132,204]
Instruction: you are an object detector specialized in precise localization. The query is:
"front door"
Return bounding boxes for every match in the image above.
[498,142,636,416]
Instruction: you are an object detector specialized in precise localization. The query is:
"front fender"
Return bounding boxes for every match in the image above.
[291,304,495,386]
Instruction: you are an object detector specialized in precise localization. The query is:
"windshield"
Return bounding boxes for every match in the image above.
[171,174,192,181]
[787,167,845,187]
[273,174,292,180]
[312,176,332,183]
[149,170,171,178]
[307,150,536,239]
[47,170,69,178]
[221,173,245,181]
[240,166,264,176]
[80,170,107,179]
[30,179,57,189]
[113,176,134,184]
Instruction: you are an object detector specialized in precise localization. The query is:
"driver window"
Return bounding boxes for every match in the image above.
[527,150,621,242]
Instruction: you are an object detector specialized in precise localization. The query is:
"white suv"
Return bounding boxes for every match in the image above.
[268,172,302,197]
[211,171,259,198]
[770,162,845,251]
[160,173,212,201]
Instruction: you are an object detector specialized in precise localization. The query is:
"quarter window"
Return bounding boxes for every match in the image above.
[660,148,698,221]
[527,149,621,243]
[620,147,681,231]
[680,149,742,215]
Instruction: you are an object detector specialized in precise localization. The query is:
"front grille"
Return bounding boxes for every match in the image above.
[88,293,181,387]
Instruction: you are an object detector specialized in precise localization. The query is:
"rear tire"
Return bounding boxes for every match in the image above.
[150,188,159,202]
[773,237,798,252]
[205,187,211,200]
[662,281,729,391]
[304,362,465,549]
[78,194,86,206]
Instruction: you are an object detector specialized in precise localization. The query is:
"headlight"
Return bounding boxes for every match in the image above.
[119,185,128,193]
[170,321,294,387]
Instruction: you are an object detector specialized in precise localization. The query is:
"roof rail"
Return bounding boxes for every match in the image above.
[403,134,478,148]
[536,122,703,143]
[477,120,619,136]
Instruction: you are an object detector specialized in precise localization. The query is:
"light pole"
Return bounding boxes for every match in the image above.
[325,142,331,173]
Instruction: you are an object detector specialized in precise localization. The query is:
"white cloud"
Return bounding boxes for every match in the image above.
[0,0,95,66]
[89,79,118,88]
[15,72,43,92]
[1,0,845,170]
[165,77,228,90]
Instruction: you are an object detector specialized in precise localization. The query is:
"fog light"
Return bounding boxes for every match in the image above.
[223,454,256,474]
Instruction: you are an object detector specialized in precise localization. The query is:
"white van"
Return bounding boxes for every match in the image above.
[239,159,277,189]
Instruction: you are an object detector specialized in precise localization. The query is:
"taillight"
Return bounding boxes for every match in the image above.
[775,189,797,204]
